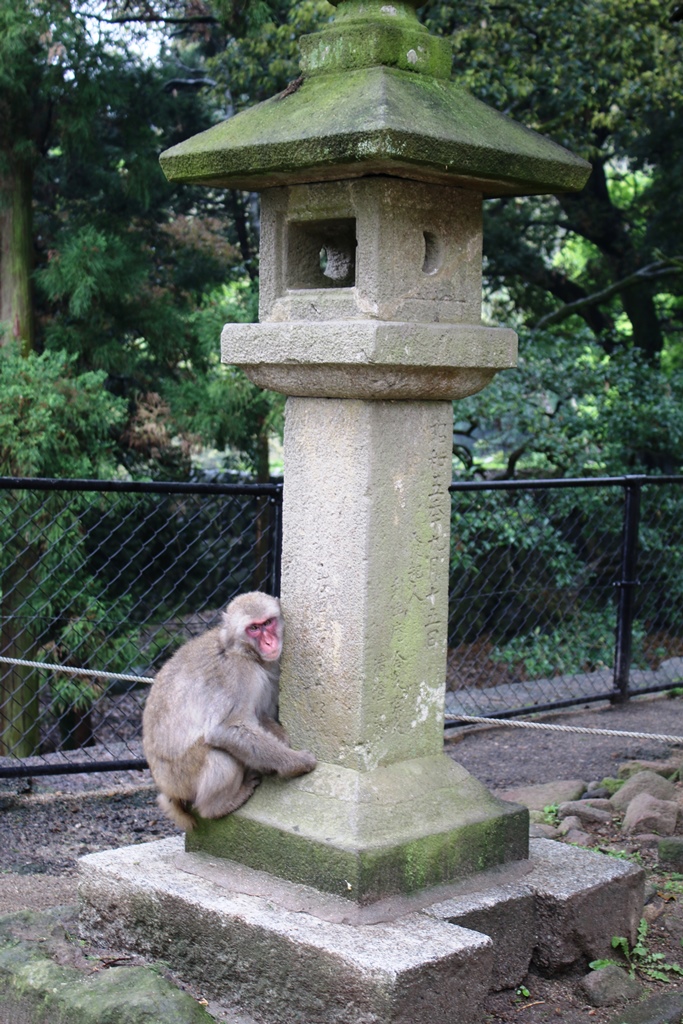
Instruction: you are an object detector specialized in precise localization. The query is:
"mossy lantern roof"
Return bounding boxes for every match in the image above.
[159,0,590,197]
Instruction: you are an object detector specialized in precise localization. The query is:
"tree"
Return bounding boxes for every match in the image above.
[0,0,285,479]
[453,328,683,478]
[0,343,126,755]
[422,0,683,359]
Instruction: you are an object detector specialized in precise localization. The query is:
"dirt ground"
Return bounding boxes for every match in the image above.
[4,694,683,1022]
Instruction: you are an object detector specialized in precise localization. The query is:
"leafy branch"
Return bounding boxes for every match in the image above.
[533,259,683,332]
[590,918,683,983]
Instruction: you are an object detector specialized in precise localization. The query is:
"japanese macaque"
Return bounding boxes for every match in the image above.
[142,591,316,831]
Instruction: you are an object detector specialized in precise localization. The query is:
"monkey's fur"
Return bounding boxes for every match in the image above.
[142,591,316,831]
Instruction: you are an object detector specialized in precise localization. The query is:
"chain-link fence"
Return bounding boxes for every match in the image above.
[0,477,282,778]
[446,476,683,726]
[2,474,683,777]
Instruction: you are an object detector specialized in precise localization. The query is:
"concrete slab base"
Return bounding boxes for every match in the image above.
[78,838,643,1024]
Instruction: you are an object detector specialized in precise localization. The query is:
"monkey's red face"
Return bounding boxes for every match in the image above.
[246,616,283,662]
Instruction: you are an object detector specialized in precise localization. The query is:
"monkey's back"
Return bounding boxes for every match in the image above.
[142,624,278,769]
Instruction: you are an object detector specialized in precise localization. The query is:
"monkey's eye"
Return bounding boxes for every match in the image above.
[247,624,260,633]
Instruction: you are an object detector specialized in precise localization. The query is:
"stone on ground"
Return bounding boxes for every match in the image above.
[607,990,683,1024]
[658,835,683,870]
[494,780,586,810]
[0,908,213,1024]
[558,801,613,825]
[622,793,678,836]
[577,964,642,1007]
[610,771,677,812]
[618,758,682,780]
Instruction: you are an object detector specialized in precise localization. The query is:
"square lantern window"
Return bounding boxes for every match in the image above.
[286,218,357,290]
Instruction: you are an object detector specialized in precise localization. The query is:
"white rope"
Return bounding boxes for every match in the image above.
[0,656,153,686]
[446,713,683,745]
[2,655,682,744]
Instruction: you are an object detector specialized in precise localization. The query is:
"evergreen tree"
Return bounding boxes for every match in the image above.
[421,0,683,359]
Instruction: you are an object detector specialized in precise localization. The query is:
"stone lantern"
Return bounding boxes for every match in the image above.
[158,0,590,904]
[79,5,643,1022]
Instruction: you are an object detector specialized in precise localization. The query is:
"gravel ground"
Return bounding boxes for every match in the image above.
[3,693,683,1023]
[448,694,683,789]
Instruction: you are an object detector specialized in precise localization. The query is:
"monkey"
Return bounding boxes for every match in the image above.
[142,591,316,831]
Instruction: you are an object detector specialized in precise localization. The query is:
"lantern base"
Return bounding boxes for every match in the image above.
[78,837,643,1024]
[186,755,528,905]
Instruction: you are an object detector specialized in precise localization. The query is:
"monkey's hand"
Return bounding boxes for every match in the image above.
[278,749,317,778]
[209,722,315,780]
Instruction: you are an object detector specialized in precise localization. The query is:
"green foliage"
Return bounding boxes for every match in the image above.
[207,0,332,111]
[164,279,284,474]
[590,918,683,982]
[454,330,683,478]
[37,226,146,321]
[421,0,683,359]
[599,777,624,796]
[491,611,648,681]
[658,874,683,897]
[0,342,126,478]
[542,804,560,827]
[600,847,644,866]
[49,675,99,714]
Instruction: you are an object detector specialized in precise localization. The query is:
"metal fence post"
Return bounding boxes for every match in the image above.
[612,477,642,704]
[268,484,283,598]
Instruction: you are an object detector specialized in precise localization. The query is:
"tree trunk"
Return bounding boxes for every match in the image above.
[0,160,35,355]
[0,541,41,757]
[619,282,663,360]
[559,163,664,358]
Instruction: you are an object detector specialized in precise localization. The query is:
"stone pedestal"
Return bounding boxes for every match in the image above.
[188,398,527,901]
[78,838,644,1024]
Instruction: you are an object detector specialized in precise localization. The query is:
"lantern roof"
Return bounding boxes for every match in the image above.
[160,0,590,197]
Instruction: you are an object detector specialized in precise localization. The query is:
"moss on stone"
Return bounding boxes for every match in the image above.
[187,757,529,904]
[159,66,590,195]
[187,799,528,904]
[299,20,452,78]
[0,934,214,1024]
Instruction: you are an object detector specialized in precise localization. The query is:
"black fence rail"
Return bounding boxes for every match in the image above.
[445,475,683,725]
[0,477,282,777]
[2,474,683,777]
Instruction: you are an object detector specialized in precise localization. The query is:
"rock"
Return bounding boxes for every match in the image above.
[0,907,214,1024]
[607,990,683,1024]
[630,833,664,851]
[577,964,642,1007]
[662,902,683,940]
[557,816,583,836]
[611,771,678,812]
[578,797,614,810]
[529,823,559,839]
[658,836,683,869]
[528,809,546,824]
[642,901,665,925]
[622,792,678,836]
[583,787,611,799]
[558,801,613,825]
[495,779,586,811]
[618,758,682,780]
[564,828,594,846]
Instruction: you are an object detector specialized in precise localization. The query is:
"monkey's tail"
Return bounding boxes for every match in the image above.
[158,793,197,832]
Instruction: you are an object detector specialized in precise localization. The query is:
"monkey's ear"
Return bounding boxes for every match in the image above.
[220,608,235,644]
